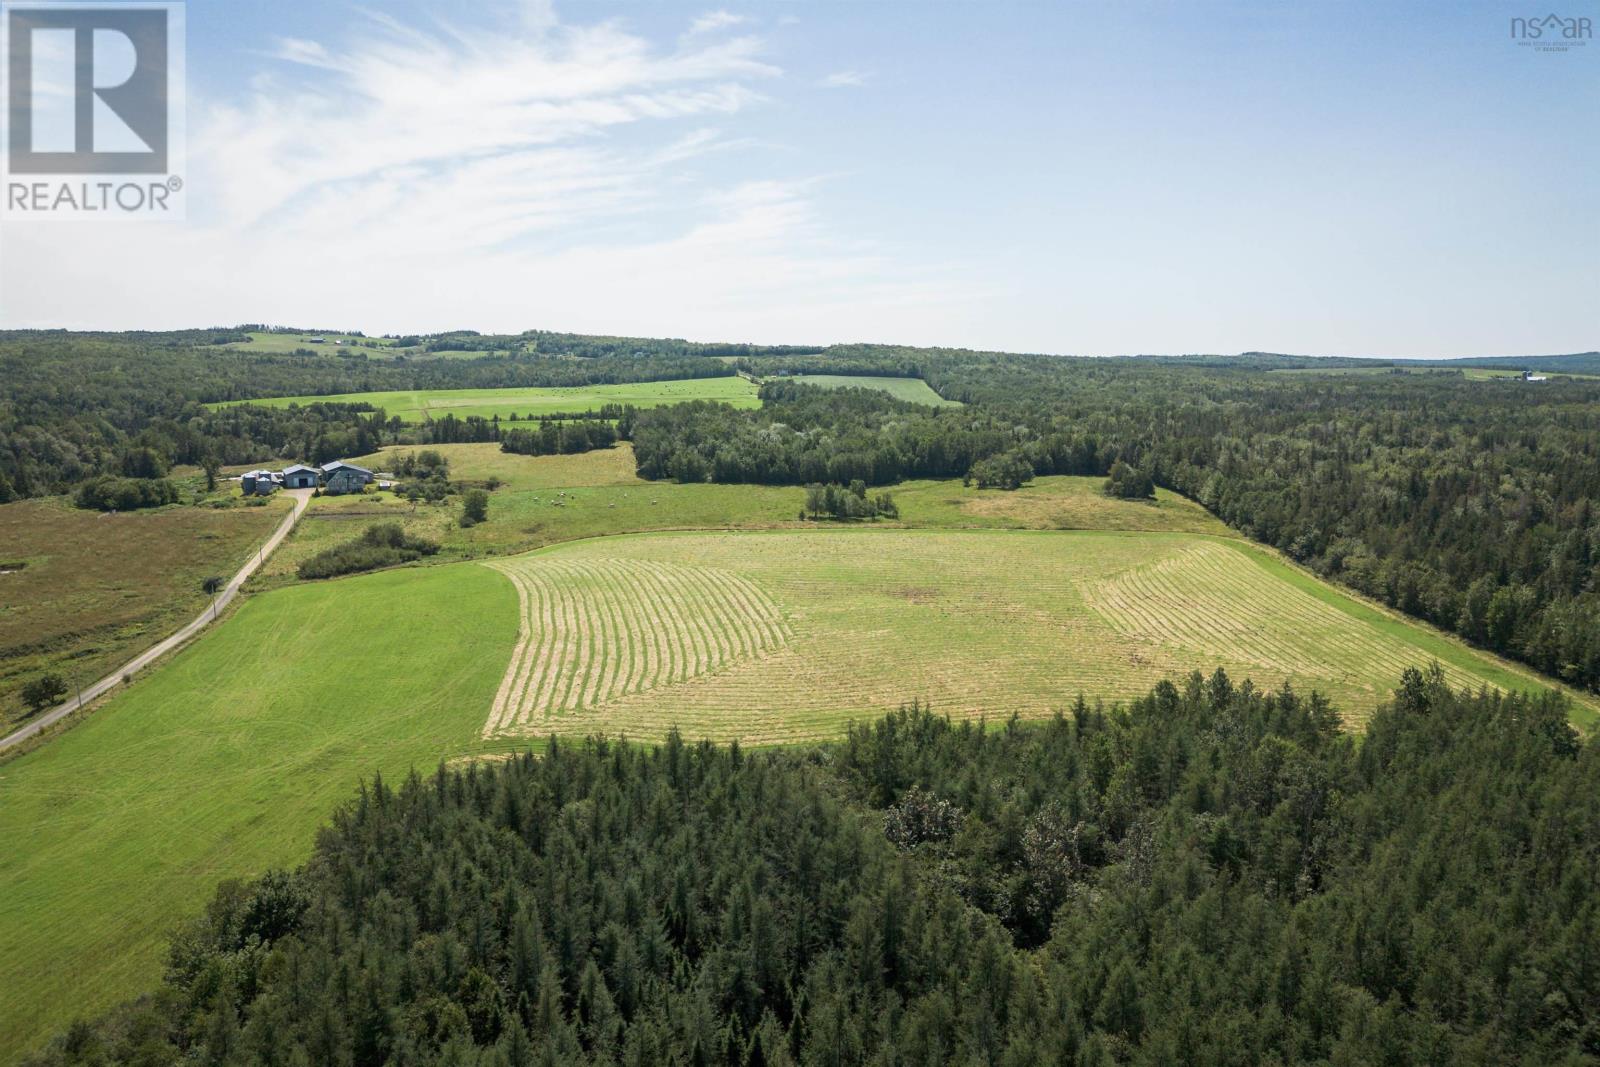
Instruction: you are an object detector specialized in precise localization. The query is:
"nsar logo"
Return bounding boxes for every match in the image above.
[1510,12,1592,51]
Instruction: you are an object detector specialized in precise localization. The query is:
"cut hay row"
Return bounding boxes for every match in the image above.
[1080,542,1480,693]
[476,530,1548,744]
[482,557,791,736]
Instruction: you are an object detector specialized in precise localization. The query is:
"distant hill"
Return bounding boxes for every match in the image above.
[1229,350,1600,375]
[1421,352,1600,374]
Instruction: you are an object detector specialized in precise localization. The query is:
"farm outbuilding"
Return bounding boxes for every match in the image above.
[240,470,279,496]
[282,464,320,489]
[320,461,374,496]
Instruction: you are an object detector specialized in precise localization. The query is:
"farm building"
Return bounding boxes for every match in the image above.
[240,470,279,495]
[320,461,374,495]
[282,464,320,489]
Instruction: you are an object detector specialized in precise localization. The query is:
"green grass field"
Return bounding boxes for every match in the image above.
[3,449,1595,1058]
[0,564,516,1059]
[211,377,761,422]
[1459,368,1600,381]
[253,444,1230,585]
[482,528,1587,745]
[783,374,960,405]
[218,330,397,353]
[0,495,287,732]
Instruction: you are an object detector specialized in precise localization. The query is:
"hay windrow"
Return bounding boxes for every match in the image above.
[480,531,1547,742]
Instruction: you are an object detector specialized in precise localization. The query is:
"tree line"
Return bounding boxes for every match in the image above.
[24,669,1596,1065]
[500,421,619,458]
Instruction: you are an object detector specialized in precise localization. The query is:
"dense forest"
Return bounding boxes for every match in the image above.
[630,384,1102,487]
[26,670,1597,1065]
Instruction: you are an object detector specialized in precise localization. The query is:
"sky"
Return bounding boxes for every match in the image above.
[0,0,1595,356]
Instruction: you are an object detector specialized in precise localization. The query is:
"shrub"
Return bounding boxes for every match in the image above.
[803,481,898,520]
[969,450,1034,490]
[296,523,440,580]
[74,476,180,512]
[1104,460,1155,499]
[460,489,489,527]
[20,673,69,714]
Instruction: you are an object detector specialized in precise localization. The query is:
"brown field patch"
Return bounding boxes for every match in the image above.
[0,496,286,730]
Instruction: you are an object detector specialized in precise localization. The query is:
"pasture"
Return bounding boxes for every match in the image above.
[0,564,517,1060]
[211,377,761,422]
[215,331,504,360]
[783,373,960,405]
[0,496,287,732]
[253,444,1232,584]
[217,331,396,353]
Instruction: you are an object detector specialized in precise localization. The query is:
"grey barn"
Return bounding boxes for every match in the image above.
[282,464,320,489]
[320,461,374,495]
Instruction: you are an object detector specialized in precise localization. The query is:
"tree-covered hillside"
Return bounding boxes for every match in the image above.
[0,330,756,498]
[26,671,1597,1066]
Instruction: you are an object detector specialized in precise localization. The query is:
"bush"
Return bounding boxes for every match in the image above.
[803,481,898,520]
[74,476,180,512]
[1104,459,1155,499]
[21,673,69,714]
[969,450,1034,490]
[296,523,440,580]
[460,489,489,527]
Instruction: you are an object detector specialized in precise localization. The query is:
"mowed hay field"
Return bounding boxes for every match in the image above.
[211,376,761,422]
[0,564,517,1061]
[481,529,1588,745]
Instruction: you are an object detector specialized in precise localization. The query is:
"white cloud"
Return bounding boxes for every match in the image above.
[269,37,338,70]
[818,70,870,89]
[686,10,748,36]
[0,4,977,345]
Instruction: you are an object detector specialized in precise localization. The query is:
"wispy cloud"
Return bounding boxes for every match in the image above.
[200,12,779,233]
[0,4,972,343]
[818,70,871,89]
[269,37,338,70]
[687,10,749,36]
